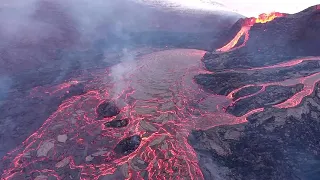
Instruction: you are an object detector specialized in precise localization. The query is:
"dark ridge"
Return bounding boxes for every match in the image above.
[114,135,141,155]
[96,101,120,119]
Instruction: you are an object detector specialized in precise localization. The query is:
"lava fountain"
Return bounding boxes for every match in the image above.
[1,49,257,180]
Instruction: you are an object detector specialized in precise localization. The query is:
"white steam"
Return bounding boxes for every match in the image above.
[109,48,138,99]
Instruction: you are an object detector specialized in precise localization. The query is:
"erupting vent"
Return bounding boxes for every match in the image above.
[254,12,284,24]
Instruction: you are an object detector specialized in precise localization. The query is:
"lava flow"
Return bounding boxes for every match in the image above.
[2,51,320,179]
[1,49,256,180]
[216,12,284,52]
[226,56,320,111]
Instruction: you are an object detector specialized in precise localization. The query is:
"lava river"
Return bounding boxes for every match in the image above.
[1,49,255,180]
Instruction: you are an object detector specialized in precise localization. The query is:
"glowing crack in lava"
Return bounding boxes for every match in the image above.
[216,12,284,52]
[1,49,257,180]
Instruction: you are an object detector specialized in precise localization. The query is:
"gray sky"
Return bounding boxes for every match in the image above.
[218,0,320,16]
[153,0,320,16]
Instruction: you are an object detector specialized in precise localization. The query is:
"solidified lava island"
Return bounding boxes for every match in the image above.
[1,4,320,180]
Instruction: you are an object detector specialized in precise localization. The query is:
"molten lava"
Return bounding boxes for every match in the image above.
[2,50,320,179]
[217,12,284,52]
[254,12,284,24]
[1,49,252,180]
[227,56,320,110]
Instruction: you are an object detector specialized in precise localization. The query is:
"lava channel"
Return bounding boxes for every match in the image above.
[226,56,320,109]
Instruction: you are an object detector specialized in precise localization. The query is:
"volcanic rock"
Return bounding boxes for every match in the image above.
[131,156,148,171]
[22,151,32,158]
[190,128,232,156]
[140,120,157,132]
[149,135,166,147]
[114,135,141,155]
[153,113,176,124]
[37,140,55,157]
[119,163,129,179]
[135,107,157,115]
[85,155,94,162]
[34,175,48,180]
[57,134,68,143]
[92,149,109,157]
[104,118,129,128]
[55,157,71,168]
[223,130,241,140]
[96,101,120,119]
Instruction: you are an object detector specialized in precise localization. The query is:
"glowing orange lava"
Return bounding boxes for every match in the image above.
[217,12,284,52]
[254,12,284,24]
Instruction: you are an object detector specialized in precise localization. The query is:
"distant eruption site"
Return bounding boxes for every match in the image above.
[216,12,285,52]
[1,7,320,180]
[216,7,320,111]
